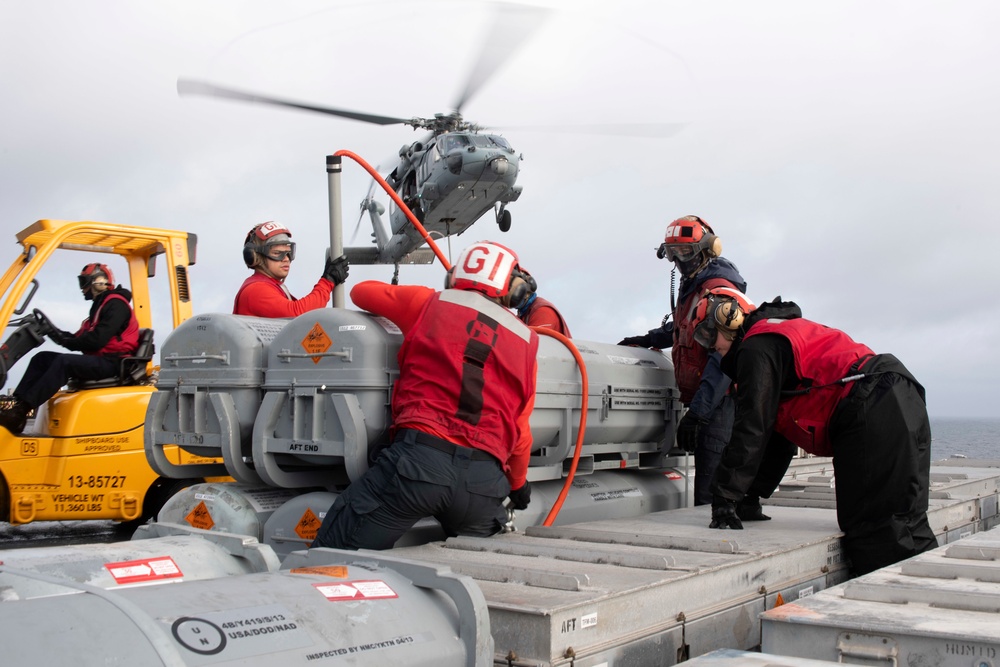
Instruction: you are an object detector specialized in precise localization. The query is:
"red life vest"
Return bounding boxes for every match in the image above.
[522,296,572,337]
[78,293,140,357]
[673,277,737,403]
[744,318,874,455]
[391,289,539,463]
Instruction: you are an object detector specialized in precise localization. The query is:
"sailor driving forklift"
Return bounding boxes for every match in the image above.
[0,263,139,434]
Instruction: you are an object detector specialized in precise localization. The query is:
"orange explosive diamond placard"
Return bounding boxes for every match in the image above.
[185,500,215,530]
[295,507,322,541]
[302,322,332,364]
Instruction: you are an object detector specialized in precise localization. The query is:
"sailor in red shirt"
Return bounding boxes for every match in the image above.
[313,241,539,550]
[232,221,349,318]
[513,266,572,337]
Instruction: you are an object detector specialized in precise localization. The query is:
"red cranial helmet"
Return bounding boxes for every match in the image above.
[692,287,756,348]
[78,263,114,300]
[657,215,722,275]
[243,221,296,267]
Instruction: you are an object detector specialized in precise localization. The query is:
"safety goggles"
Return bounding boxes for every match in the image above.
[78,276,109,290]
[693,317,720,349]
[658,243,698,263]
[263,244,296,262]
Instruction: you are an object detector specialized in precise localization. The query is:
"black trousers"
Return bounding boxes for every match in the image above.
[14,351,118,408]
[829,354,938,575]
[312,429,510,550]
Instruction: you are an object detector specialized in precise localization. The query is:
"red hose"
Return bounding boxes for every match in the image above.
[533,328,589,527]
[334,149,452,270]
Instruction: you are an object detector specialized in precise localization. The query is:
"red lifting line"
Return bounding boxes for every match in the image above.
[334,149,590,526]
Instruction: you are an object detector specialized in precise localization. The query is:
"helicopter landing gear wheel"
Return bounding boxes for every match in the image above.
[498,209,512,233]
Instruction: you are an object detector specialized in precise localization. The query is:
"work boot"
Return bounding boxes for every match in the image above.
[736,495,772,522]
[0,396,30,434]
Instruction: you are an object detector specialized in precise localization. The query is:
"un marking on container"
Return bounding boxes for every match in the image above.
[170,604,310,662]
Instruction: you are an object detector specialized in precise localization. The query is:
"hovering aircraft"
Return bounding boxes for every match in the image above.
[177,4,686,267]
[178,4,548,266]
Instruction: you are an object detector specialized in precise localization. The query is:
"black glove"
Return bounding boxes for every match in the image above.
[507,481,531,510]
[49,329,75,348]
[618,333,652,348]
[676,410,706,453]
[323,254,350,286]
[736,495,772,522]
[709,496,744,530]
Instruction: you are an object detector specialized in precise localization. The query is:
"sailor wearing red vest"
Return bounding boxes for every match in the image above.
[512,265,572,337]
[693,288,938,575]
[233,221,349,318]
[0,264,140,435]
[312,241,540,550]
[618,216,747,505]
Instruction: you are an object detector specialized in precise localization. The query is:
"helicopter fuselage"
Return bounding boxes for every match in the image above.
[382,131,521,261]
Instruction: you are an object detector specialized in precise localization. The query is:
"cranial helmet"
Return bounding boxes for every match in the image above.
[79,263,114,300]
[657,215,722,276]
[243,221,296,268]
[692,286,756,348]
[445,241,534,306]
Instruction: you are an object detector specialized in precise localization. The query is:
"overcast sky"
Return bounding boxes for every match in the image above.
[2,0,998,418]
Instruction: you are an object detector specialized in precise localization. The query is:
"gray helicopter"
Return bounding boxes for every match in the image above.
[178,4,685,267]
[178,3,547,266]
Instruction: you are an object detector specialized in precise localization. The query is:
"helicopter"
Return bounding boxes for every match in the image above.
[177,3,548,266]
[177,4,686,267]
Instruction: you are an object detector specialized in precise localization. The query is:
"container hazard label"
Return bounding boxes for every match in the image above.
[290,565,348,578]
[301,323,332,364]
[186,500,215,530]
[105,556,182,585]
[295,507,322,541]
[314,580,398,601]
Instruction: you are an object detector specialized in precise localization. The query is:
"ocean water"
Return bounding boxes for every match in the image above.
[930,417,1000,461]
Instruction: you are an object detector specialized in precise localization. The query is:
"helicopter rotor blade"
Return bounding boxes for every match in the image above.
[494,122,689,139]
[351,172,382,245]
[177,78,413,126]
[450,3,552,113]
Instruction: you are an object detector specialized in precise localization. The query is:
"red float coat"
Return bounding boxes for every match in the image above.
[744,318,874,456]
[351,281,539,489]
[520,296,572,338]
[76,292,139,357]
[673,276,737,403]
[233,271,333,317]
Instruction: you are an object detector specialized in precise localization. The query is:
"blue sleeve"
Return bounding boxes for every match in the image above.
[687,351,731,419]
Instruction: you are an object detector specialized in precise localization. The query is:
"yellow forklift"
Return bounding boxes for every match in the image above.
[0,219,217,527]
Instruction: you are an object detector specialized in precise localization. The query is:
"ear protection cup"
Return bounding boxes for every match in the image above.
[506,269,537,309]
[243,244,257,268]
[715,299,744,332]
[443,266,456,290]
[704,234,722,259]
[690,216,721,259]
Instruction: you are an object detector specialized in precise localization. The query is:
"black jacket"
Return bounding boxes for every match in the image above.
[61,286,134,353]
[711,298,803,502]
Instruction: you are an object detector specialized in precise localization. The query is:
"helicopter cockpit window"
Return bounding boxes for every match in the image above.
[491,135,512,150]
[439,135,470,153]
